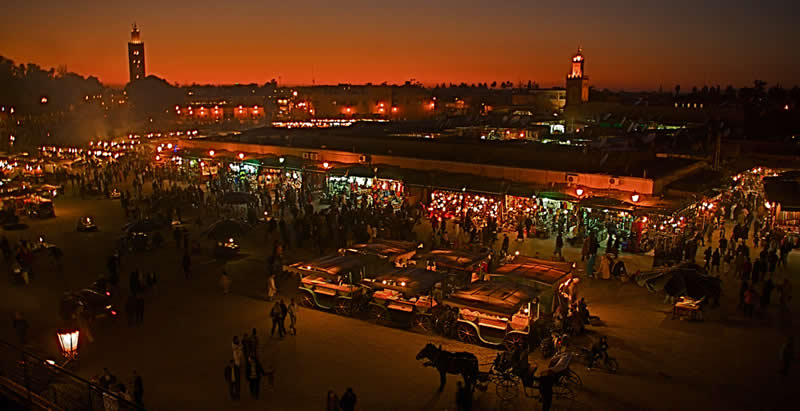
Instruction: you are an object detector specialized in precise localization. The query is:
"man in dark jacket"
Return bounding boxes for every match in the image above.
[340,387,357,411]
[224,360,240,400]
[245,355,265,399]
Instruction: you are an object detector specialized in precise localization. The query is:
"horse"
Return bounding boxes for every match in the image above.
[416,343,479,391]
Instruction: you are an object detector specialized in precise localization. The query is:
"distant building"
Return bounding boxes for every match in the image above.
[127,24,145,83]
[565,48,588,107]
[511,88,567,112]
[287,85,435,120]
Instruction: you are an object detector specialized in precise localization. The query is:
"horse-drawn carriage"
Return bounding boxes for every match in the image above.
[486,255,574,315]
[413,248,492,292]
[439,281,539,351]
[285,255,367,316]
[416,343,580,402]
[343,239,419,271]
[361,267,447,331]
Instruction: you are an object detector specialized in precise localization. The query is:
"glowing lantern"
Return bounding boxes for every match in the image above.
[208,150,215,157]
[575,188,584,196]
[56,328,79,359]
[322,162,330,169]
[238,153,245,160]
[167,143,173,149]
[631,193,640,203]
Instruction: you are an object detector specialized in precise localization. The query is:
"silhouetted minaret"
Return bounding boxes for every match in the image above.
[127,23,145,83]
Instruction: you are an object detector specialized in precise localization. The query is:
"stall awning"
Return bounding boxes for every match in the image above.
[432,172,506,195]
[347,165,376,178]
[577,196,635,212]
[538,191,578,202]
[506,182,537,198]
[764,177,800,211]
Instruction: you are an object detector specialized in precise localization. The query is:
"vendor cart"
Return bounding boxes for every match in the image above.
[285,255,367,316]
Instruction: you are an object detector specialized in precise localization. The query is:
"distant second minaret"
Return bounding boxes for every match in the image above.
[566,47,588,106]
[127,23,145,83]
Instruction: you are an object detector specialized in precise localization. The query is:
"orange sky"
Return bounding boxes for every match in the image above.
[1,1,798,90]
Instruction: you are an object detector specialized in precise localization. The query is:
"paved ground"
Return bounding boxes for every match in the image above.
[1,186,799,411]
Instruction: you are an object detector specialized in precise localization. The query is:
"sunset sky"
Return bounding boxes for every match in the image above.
[1,0,798,90]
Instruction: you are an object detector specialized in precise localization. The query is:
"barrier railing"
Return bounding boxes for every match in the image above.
[0,340,144,410]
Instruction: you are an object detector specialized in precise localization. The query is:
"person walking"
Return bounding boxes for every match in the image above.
[703,247,712,270]
[224,360,241,401]
[711,248,721,275]
[554,233,564,260]
[270,302,283,338]
[535,370,557,411]
[340,387,357,411]
[743,287,755,317]
[288,298,297,335]
[132,371,144,406]
[219,269,232,295]
[279,299,288,338]
[245,355,265,399]
[266,273,277,301]
[327,390,340,411]
[182,252,191,279]
[780,336,794,376]
[135,295,145,324]
[12,312,28,345]
[232,336,244,368]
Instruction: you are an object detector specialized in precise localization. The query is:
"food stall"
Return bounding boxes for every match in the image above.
[285,255,367,316]
[441,281,539,350]
[362,267,448,330]
[486,254,574,314]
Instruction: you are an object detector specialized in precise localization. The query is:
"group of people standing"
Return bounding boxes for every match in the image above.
[226,329,273,401]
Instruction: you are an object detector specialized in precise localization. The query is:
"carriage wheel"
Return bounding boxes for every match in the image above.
[414,314,433,333]
[456,323,479,344]
[553,383,575,400]
[561,369,583,389]
[368,306,388,324]
[299,293,315,308]
[495,374,519,401]
[334,299,352,316]
[605,358,619,374]
[503,333,527,352]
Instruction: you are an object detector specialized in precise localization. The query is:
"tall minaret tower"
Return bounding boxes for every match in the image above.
[127,23,145,83]
[565,47,588,107]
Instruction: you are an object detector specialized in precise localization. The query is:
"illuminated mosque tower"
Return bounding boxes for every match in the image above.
[565,47,589,106]
[127,23,145,82]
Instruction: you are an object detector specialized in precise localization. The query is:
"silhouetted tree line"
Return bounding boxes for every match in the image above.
[0,55,103,115]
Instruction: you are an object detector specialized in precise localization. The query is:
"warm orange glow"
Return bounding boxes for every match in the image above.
[40,96,48,104]
[322,161,330,168]
[631,193,640,202]
[575,188,584,196]
[208,150,215,157]
[391,106,398,113]
[238,152,245,159]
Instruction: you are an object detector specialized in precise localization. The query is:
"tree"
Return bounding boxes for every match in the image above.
[490,81,497,88]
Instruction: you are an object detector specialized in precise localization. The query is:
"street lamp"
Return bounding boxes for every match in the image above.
[56,328,79,359]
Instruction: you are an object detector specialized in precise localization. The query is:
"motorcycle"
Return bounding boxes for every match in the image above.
[579,346,619,373]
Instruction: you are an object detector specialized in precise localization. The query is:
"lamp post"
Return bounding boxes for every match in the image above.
[56,328,79,359]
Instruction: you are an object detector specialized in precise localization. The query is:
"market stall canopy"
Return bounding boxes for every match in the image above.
[345,240,419,262]
[431,172,507,195]
[374,165,405,181]
[636,263,721,300]
[203,219,251,240]
[492,255,573,287]
[123,219,163,233]
[764,176,800,211]
[445,281,539,317]
[221,191,257,205]
[506,182,537,198]
[368,267,447,297]
[285,255,366,280]
[346,165,376,178]
[258,154,305,170]
[537,191,578,202]
[577,196,635,212]
[416,249,492,272]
